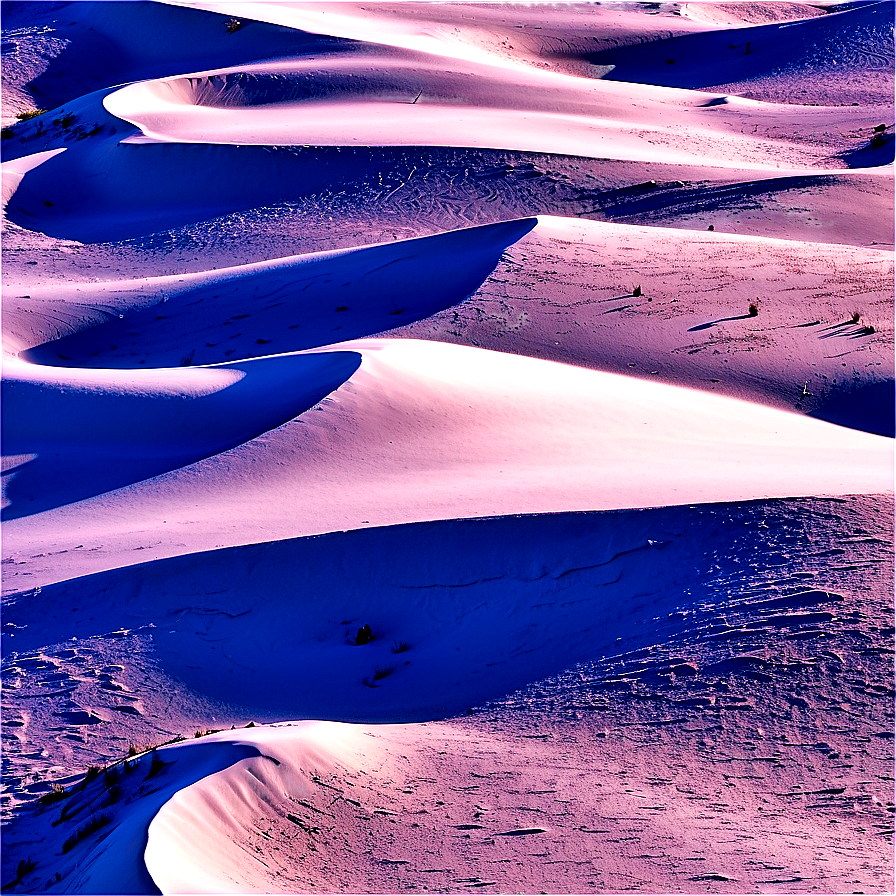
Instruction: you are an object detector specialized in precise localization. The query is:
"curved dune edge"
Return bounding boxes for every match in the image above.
[591,1,894,89]
[1,351,361,518]
[2,337,892,594]
[15,217,537,365]
[4,499,888,722]
[396,214,894,429]
[105,74,816,172]
[100,52,881,173]
[144,723,380,894]
[2,493,891,892]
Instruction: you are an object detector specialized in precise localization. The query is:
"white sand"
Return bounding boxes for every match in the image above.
[1,1,892,893]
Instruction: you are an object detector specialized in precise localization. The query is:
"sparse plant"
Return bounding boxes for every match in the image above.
[194,727,222,739]
[5,857,38,888]
[748,303,759,317]
[16,108,46,121]
[17,858,37,879]
[144,752,165,781]
[871,125,890,148]
[38,783,69,806]
[75,766,101,790]
[225,17,242,33]
[632,285,642,297]
[362,665,395,687]
[61,813,111,853]
[53,113,76,129]
[391,641,410,654]
[850,311,861,324]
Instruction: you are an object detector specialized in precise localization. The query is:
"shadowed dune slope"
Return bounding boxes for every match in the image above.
[591,1,895,90]
[2,338,891,595]
[1,351,361,518]
[18,218,536,367]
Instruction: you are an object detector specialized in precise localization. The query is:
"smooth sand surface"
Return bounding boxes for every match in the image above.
[1,2,892,893]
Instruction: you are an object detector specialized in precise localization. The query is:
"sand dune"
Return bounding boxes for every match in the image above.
[3,336,891,593]
[1,1,893,893]
[4,496,892,892]
[2,351,361,517]
[593,1,894,90]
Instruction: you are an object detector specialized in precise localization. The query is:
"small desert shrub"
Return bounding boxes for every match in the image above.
[54,796,85,826]
[61,814,110,853]
[16,109,46,121]
[362,665,395,687]
[850,311,861,324]
[748,303,759,317]
[75,766,101,790]
[53,113,76,129]
[632,285,642,297]
[225,17,242,33]
[194,727,222,739]
[16,857,37,879]
[144,752,165,781]
[391,641,410,654]
[38,783,69,806]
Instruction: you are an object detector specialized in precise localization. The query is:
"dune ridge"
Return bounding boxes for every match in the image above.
[1,2,892,894]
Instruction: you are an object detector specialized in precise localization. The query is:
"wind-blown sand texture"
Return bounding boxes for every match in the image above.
[1,1,893,894]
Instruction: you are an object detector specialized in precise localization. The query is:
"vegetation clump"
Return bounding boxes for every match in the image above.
[61,814,111,854]
[144,752,166,781]
[38,784,69,806]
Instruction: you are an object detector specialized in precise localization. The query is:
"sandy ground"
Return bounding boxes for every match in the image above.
[1,2,893,894]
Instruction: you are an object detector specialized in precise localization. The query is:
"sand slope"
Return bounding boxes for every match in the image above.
[1,2,893,894]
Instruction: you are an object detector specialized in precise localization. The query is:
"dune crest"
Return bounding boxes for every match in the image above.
[1,2,892,892]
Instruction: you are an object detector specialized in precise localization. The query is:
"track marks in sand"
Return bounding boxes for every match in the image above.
[397,216,893,432]
[52,502,887,895]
